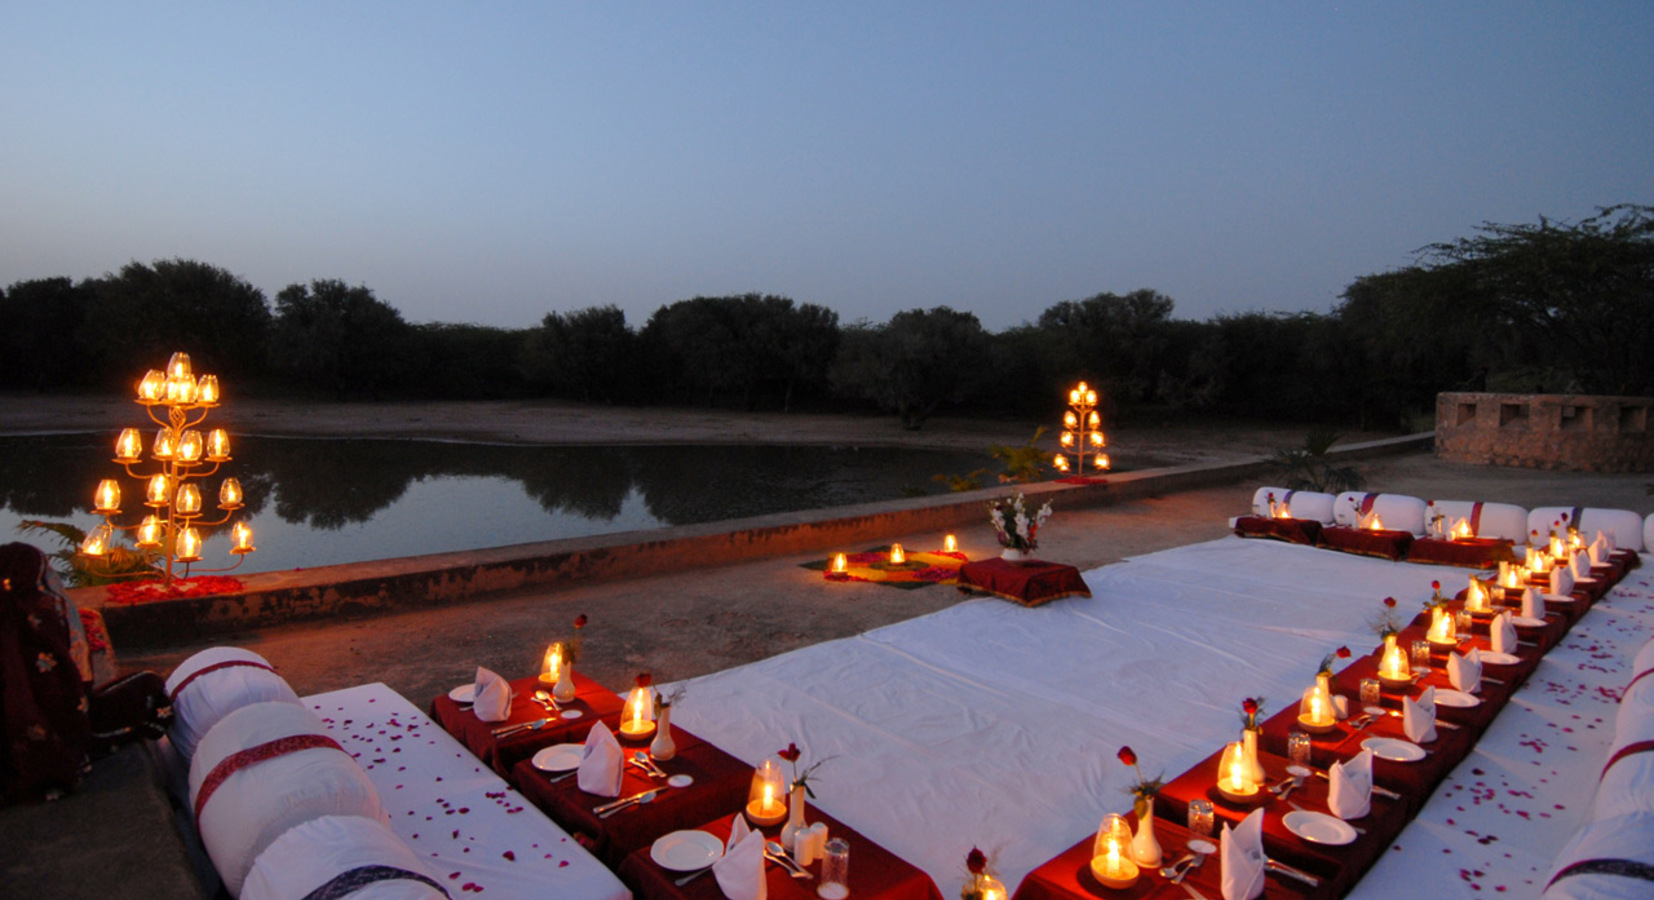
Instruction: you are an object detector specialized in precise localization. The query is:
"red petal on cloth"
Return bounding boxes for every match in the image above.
[105,575,244,606]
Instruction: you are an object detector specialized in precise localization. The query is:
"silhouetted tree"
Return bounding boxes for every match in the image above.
[0,278,96,390]
[269,279,412,399]
[829,307,989,429]
[519,305,636,403]
[1037,289,1177,403]
[83,259,271,387]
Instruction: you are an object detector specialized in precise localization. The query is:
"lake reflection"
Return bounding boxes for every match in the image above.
[0,434,991,574]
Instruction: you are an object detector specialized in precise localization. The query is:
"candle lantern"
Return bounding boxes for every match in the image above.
[619,683,656,740]
[831,553,848,573]
[1054,381,1109,477]
[889,543,905,565]
[1367,513,1385,531]
[79,523,113,557]
[944,534,958,553]
[539,642,564,685]
[1297,680,1337,733]
[115,428,143,463]
[1453,518,1472,540]
[1426,606,1456,646]
[230,521,256,555]
[745,757,789,826]
[965,872,1006,900]
[1378,633,1411,686]
[93,479,122,515]
[135,515,164,549]
[1089,812,1140,889]
[1215,741,1258,802]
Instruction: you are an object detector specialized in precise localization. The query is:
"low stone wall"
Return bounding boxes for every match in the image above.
[1436,392,1654,473]
[81,433,1432,646]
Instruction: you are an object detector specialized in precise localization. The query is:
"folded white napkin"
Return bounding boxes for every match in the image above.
[1404,685,1437,743]
[1220,808,1266,900]
[1551,565,1574,597]
[577,720,624,797]
[1327,748,1373,820]
[1521,586,1543,620]
[1590,534,1610,566]
[714,814,767,900]
[472,667,513,723]
[1448,648,1482,695]
[1491,611,1518,656]
[1600,529,1616,554]
[1571,550,1591,580]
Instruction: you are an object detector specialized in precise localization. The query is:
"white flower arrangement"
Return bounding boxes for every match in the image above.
[987,492,1052,552]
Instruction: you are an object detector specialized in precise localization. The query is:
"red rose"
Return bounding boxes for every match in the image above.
[1117,746,1137,767]
[966,847,987,875]
[573,614,588,628]
[1383,597,1397,608]
[1431,580,1440,590]
[635,672,652,688]
[778,743,802,763]
[1336,646,1351,658]
[1242,698,1258,715]
[1560,512,1569,522]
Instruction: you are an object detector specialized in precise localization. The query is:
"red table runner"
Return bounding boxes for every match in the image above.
[1233,516,1324,546]
[955,559,1091,607]
[511,722,752,866]
[1405,536,1518,568]
[617,808,944,900]
[1317,527,1414,561]
[429,672,626,776]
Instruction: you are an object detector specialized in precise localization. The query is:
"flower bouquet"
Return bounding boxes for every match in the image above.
[987,492,1052,559]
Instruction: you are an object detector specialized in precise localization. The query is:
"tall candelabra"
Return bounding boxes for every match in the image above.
[79,351,256,585]
[1052,381,1110,476]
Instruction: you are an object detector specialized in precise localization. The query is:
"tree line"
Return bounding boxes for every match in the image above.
[2,205,1648,429]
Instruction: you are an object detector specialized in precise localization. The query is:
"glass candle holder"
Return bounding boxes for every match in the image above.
[1411,639,1432,671]
[1187,799,1215,837]
[818,838,850,900]
[1455,609,1474,632]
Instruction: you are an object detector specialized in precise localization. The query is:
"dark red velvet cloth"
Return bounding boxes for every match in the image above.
[1014,812,1324,900]
[1234,516,1324,546]
[1317,527,1414,561]
[429,671,626,776]
[1405,537,1518,568]
[956,559,1091,607]
[510,722,752,866]
[617,808,944,900]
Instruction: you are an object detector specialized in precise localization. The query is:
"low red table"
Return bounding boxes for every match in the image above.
[1405,536,1518,568]
[1233,515,1324,546]
[1318,527,1414,561]
[511,722,752,866]
[429,671,626,776]
[617,808,944,900]
[955,558,1091,607]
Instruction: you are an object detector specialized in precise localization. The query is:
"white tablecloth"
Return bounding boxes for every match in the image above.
[302,683,630,900]
[673,537,1460,893]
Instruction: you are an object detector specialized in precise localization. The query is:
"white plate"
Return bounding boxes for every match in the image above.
[1542,593,1577,604]
[1435,690,1481,708]
[1576,576,1599,584]
[667,774,695,789]
[651,830,724,872]
[1510,616,1547,628]
[560,708,583,720]
[531,743,584,773]
[1480,651,1522,665]
[1282,810,1357,846]
[1362,737,1426,762]
[449,684,476,704]
[1186,839,1217,856]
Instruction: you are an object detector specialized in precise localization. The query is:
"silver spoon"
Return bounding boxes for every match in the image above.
[534,689,561,711]
[1172,841,1214,885]
[674,866,714,886]
[597,790,657,818]
[765,841,814,879]
[1157,852,1195,879]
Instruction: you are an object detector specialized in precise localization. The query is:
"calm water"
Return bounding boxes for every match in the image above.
[0,434,992,575]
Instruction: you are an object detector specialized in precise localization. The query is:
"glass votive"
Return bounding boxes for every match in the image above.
[1187,799,1215,837]
[1455,609,1474,632]
[1410,639,1432,671]
[1359,678,1382,705]
[1287,730,1313,766]
[818,838,850,900]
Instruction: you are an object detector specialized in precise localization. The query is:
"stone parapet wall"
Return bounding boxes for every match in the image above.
[1436,392,1654,472]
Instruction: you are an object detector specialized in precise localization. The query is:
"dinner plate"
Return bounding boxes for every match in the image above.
[449,684,476,704]
[1434,690,1481,708]
[651,830,724,872]
[1479,651,1522,665]
[1542,593,1577,604]
[531,743,584,773]
[1510,615,1547,628]
[1282,810,1357,846]
[1361,737,1426,762]
[1575,576,1599,584]
[1186,839,1217,856]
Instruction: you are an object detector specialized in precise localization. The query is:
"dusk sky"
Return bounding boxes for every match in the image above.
[4,3,1650,331]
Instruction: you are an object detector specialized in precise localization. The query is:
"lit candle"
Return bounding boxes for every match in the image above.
[1379,634,1411,681]
[218,478,244,509]
[152,429,176,460]
[79,524,111,557]
[206,428,231,461]
[174,483,201,516]
[1095,453,1109,470]
[1453,518,1472,540]
[176,430,203,463]
[115,428,142,462]
[146,474,171,506]
[540,643,563,684]
[136,515,163,549]
[1090,813,1140,888]
[1218,740,1256,796]
[1427,606,1455,644]
[831,553,847,573]
[889,543,905,565]
[943,534,957,553]
[230,521,255,554]
[1368,513,1385,531]
[175,526,202,562]
[197,375,220,405]
[93,479,121,514]
[746,759,789,825]
[1053,455,1070,472]
[166,352,192,379]
[137,370,165,403]
[619,684,655,739]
